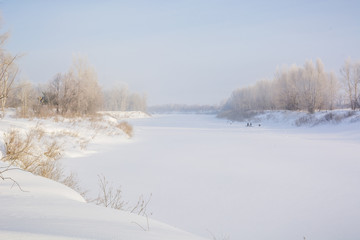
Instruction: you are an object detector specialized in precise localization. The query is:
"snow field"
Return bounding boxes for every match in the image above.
[1,110,360,240]
[0,162,208,240]
[62,112,360,240]
[0,110,207,240]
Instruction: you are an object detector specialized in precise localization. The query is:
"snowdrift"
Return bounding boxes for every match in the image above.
[0,163,207,240]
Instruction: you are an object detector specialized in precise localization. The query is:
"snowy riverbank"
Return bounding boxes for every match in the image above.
[1,110,360,240]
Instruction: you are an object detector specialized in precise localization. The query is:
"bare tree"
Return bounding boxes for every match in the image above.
[0,19,19,116]
[41,57,103,116]
[325,71,339,110]
[42,73,62,114]
[274,64,301,111]
[9,80,36,118]
[298,59,326,113]
[70,56,103,115]
[219,58,341,120]
[340,58,360,110]
[103,85,147,112]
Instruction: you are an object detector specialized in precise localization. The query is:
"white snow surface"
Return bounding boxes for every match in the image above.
[0,110,207,240]
[0,164,207,240]
[1,109,360,240]
[98,111,150,119]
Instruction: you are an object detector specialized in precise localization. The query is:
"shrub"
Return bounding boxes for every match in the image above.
[117,121,133,137]
[295,114,315,126]
[1,125,87,195]
[2,126,62,177]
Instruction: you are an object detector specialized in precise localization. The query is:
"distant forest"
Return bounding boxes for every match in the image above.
[148,104,220,114]
[2,56,147,118]
[219,58,360,121]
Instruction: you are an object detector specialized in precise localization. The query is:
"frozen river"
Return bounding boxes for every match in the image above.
[62,114,360,240]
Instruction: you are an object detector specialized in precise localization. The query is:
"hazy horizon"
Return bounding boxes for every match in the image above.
[1,0,360,105]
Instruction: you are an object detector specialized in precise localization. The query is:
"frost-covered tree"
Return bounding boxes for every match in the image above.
[43,56,103,116]
[341,58,360,110]
[324,71,339,110]
[103,85,147,112]
[274,64,301,110]
[103,85,129,111]
[219,58,341,120]
[0,19,19,114]
[14,80,36,117]
[298,59,326,113]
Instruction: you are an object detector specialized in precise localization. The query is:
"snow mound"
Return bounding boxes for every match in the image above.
[0,161,208,240]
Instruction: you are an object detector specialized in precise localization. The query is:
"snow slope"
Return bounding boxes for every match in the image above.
[0,163,208,240]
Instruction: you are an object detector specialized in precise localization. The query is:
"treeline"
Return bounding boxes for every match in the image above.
[219,58,360,120]
[103,86,147,112]
[3,57,147,118]
[148,104,220,114]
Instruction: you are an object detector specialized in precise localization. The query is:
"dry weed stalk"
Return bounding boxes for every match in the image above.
[3,126,62,176]
[207,230,230,240]
[93,174,127,210]
[2,125,87,195]
[93,175,152,217]
[130,194,152,216]
[61,172,88,197]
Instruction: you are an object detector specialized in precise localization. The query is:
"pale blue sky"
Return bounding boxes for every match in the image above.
[1,0,360,105]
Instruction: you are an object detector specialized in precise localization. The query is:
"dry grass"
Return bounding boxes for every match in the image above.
[2,126,63,178]
[1,125,88,196]
[93,174,127,210]
[61,172,88,197]
[130,194,152,216]
[92,175,152,217]
[87,113,103,122]
[54,130,80,138]
[117,121,133,137]
[2,113,135,198]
